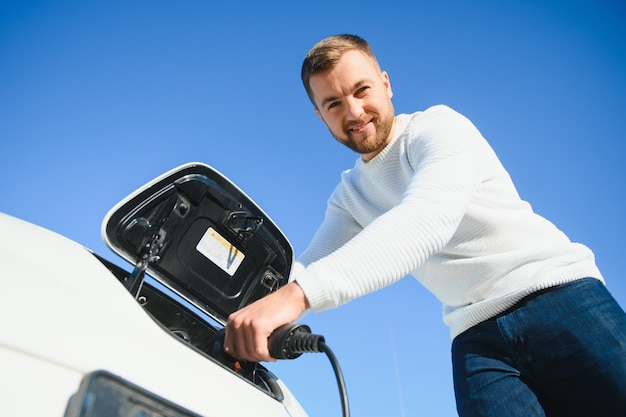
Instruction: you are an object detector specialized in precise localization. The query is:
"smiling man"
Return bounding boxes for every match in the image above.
[224,34,626,417]
[308,48,396,161]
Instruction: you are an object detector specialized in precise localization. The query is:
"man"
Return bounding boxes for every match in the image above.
[224,34,626,416]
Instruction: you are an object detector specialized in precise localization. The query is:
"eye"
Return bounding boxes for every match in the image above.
[326,101,340,111]
[355,86,369,96]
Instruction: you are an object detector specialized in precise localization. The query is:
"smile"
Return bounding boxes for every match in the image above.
[347,116,374,133]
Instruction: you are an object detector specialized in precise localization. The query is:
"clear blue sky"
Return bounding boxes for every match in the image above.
[1,1,625,416]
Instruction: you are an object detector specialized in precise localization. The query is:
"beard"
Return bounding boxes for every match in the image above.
[330,106,395,158]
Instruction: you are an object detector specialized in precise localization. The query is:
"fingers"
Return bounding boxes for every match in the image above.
[224,309,275,362]
[223,282,310,362]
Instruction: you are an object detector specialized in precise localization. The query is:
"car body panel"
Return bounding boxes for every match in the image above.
[0,208,306,416]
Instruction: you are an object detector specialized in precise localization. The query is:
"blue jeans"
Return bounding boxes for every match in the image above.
[452,278,626,417]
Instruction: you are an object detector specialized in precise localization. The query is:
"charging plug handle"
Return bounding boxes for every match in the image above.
[268,323,325,359]
[269,323,350,417]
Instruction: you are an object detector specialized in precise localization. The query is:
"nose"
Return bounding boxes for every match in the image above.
[344,96,364,121]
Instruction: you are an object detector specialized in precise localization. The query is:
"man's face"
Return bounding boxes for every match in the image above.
[309,50,395,161]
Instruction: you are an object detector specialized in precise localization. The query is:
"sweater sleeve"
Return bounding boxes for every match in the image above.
[297,191,364,267]
[295,106,487,311]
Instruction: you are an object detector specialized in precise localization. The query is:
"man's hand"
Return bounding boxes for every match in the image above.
[224,282,309,362]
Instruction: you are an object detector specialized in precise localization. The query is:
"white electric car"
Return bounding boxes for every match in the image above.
[0,163,310,417]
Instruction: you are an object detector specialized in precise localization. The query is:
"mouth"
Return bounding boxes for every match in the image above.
[347,116,374,134]
[349,124,367,133]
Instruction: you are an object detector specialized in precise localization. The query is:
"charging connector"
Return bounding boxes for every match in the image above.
[268,324,350,417]
[268,324,323,359]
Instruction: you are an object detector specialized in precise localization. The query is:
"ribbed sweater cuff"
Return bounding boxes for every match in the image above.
[293,268,337,312]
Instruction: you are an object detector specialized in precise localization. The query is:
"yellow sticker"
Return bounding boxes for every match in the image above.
[196,227,245,276]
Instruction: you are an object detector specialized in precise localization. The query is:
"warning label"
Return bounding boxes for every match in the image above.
[196,227,245,276]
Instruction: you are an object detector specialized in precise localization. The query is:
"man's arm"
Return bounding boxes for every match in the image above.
[224,106,486,362]
[223,185,360,363]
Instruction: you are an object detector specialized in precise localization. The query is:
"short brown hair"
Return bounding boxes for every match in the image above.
[301,34,381,105]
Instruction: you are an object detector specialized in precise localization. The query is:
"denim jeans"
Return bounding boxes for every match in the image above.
[452,278,626,417]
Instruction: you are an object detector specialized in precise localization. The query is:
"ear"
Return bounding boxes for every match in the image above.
[381,71,393,99]
[314,107,325,123]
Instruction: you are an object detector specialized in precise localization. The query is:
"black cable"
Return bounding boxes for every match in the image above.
[319,341,350,417]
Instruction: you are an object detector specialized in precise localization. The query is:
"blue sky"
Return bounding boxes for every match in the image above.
[1,1,625,416]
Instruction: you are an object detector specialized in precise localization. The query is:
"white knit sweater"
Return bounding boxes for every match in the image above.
[293,105,602,339]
